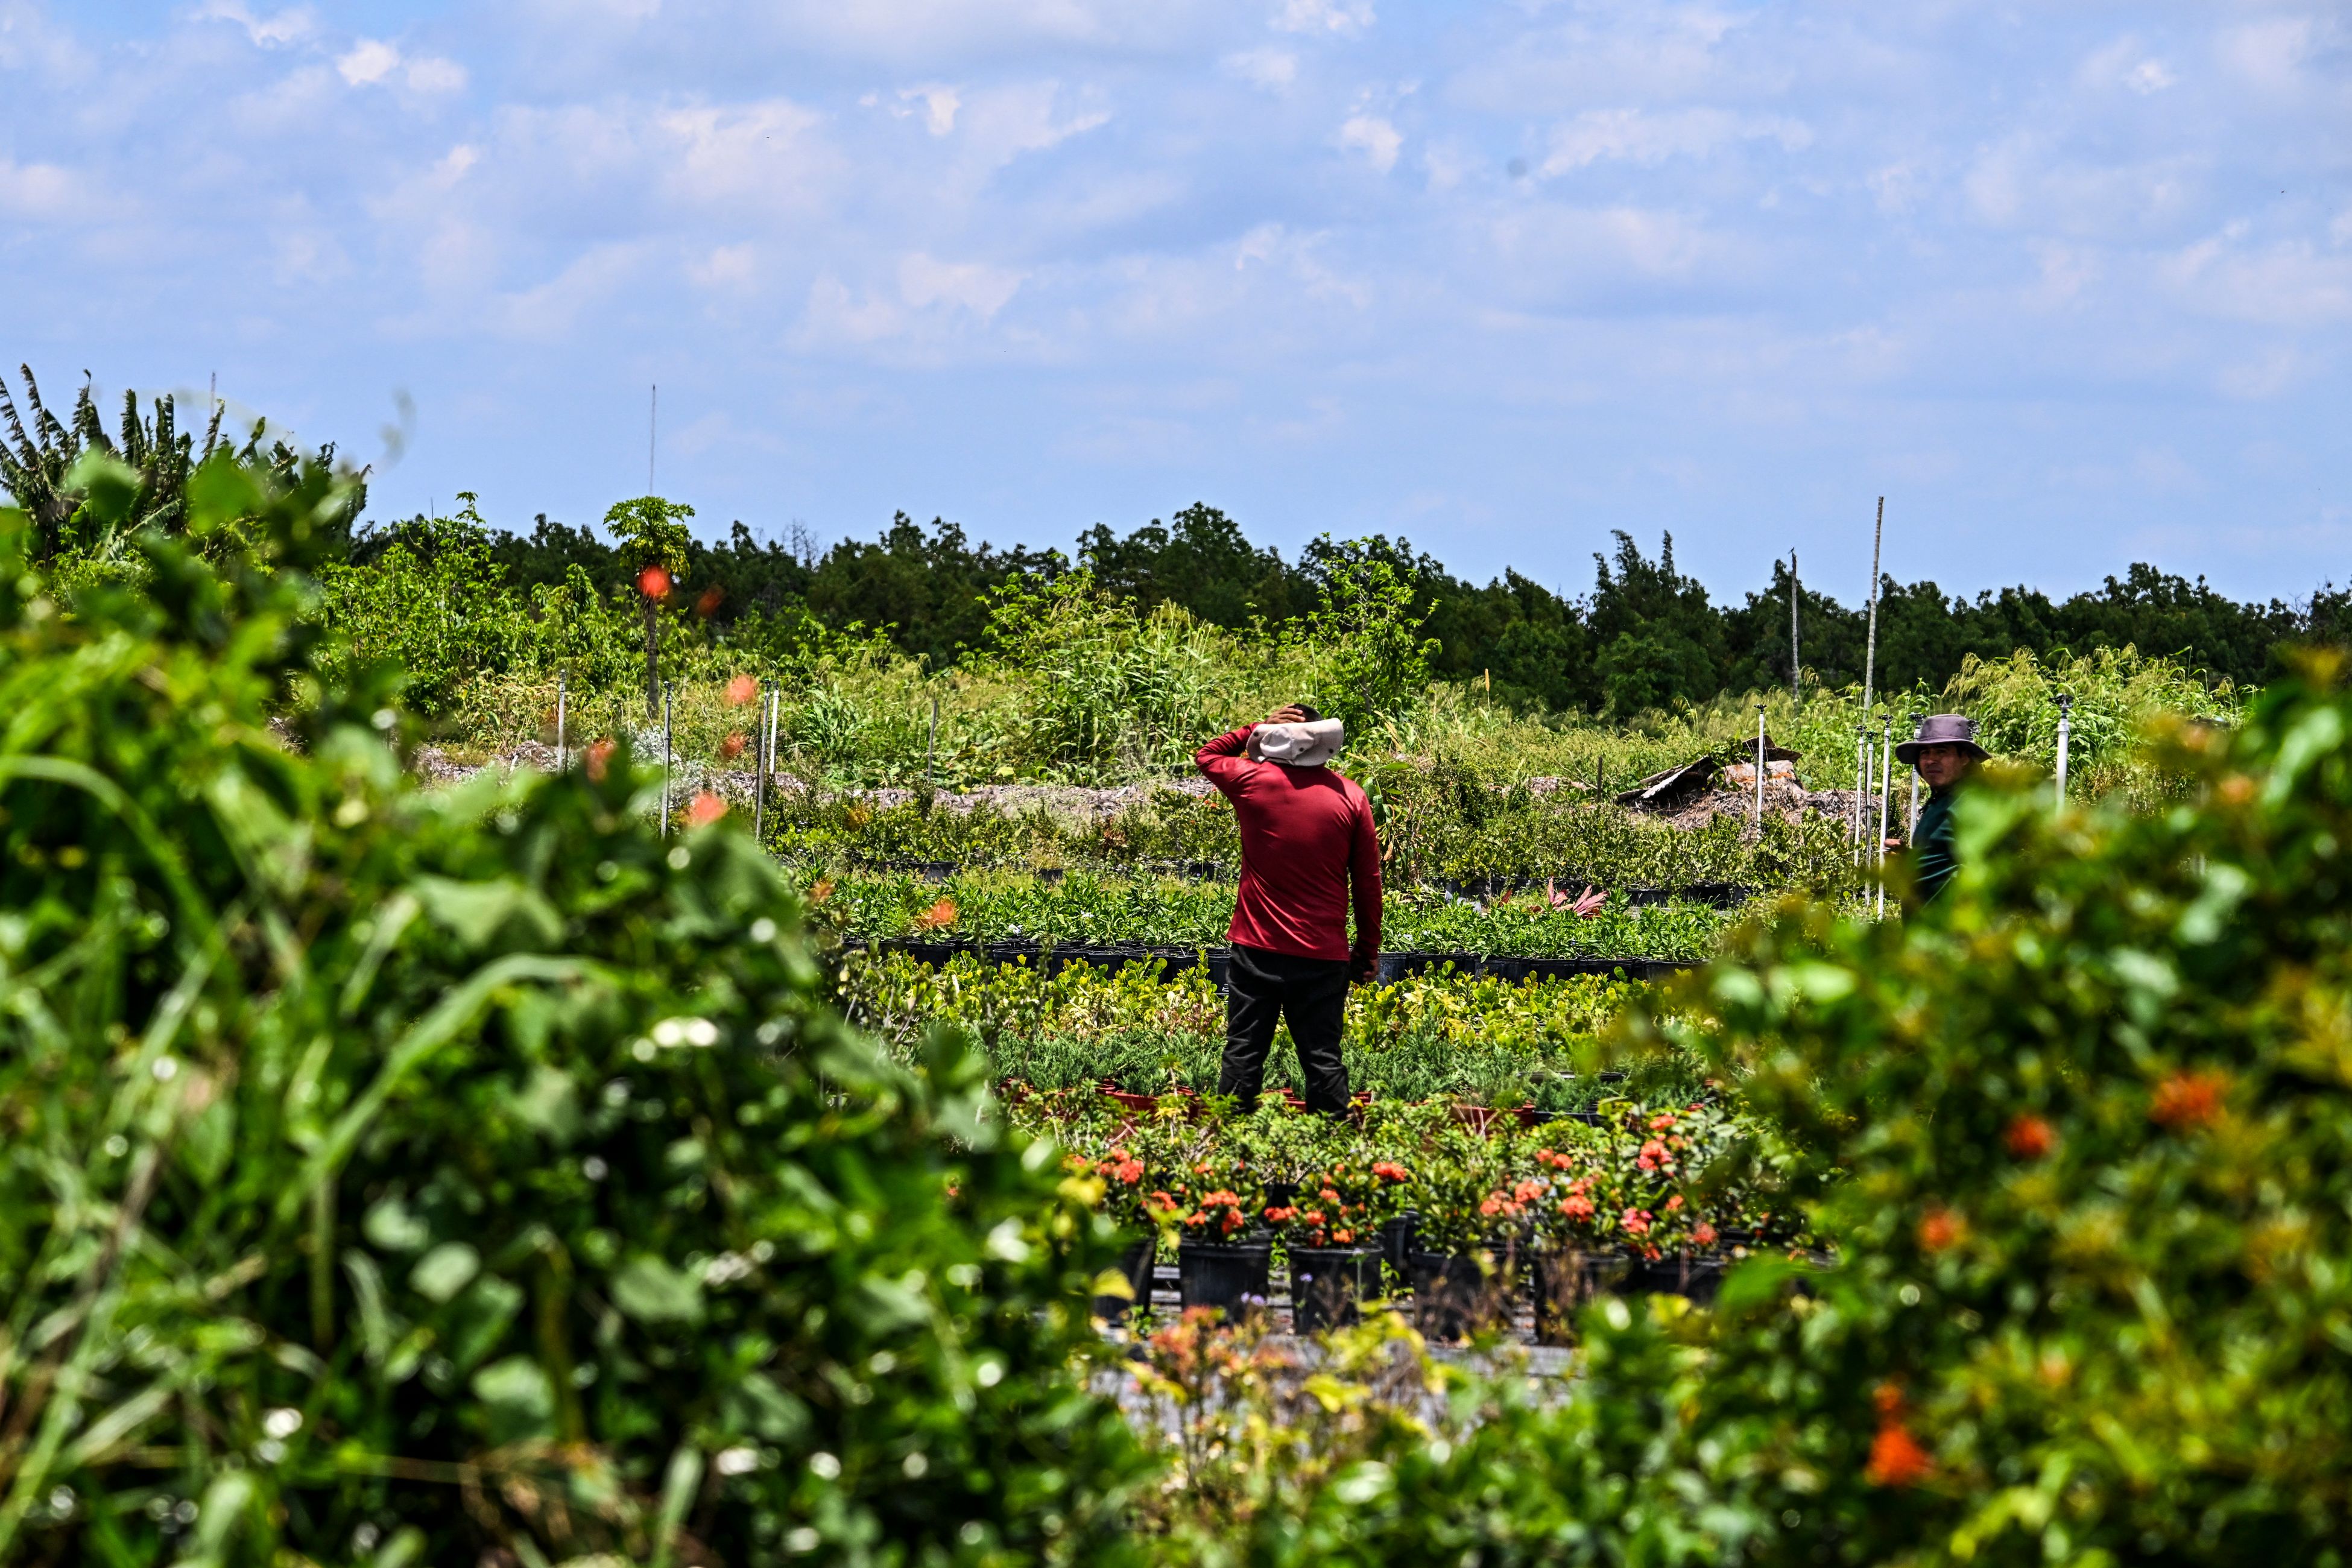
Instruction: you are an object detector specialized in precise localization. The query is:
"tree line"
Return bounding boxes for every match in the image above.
[7,366,2341,718]
[461,500,2342,715]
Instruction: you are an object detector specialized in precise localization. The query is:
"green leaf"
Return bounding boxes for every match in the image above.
[413,874,564,949]
[363,1195,429,1253]
[409,1242,480,1304]
[612,1255,704,1325]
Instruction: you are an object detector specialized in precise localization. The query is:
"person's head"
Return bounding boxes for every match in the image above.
[1896,713,1990,787]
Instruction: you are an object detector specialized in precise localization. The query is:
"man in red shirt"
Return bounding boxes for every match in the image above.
[1195,703,1382,1115]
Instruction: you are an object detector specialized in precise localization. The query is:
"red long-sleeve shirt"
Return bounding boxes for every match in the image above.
[1195,726,1382,964]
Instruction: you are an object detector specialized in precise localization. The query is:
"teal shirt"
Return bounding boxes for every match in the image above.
[1910,786,1960,903]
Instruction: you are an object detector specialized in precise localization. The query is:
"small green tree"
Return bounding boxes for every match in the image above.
[602,494,695,716]
[1305,537,1438,730]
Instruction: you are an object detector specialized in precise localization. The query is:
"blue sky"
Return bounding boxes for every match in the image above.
[2,1,2347,606]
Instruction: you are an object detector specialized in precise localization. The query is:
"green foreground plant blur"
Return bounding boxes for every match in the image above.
[0,454,1145,1566]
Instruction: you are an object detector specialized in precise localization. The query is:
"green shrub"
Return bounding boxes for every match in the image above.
[0,454,1143,1565]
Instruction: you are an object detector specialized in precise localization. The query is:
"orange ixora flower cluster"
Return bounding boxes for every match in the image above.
[2150,1069,2228,1130]
[1185,1190,1250,1237]
[2004,1113,2058,1160]
[1864,1383,1933,1488]
[911,897,958,931]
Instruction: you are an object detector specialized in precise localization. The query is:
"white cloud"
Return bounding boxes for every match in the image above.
[335,39,400,86]
[800,273,905,345]
[689,243,759,289]
[1337,113,1401,173]
[491,242,648,340]
[0,157,75,219]
[2166,223,2352,327]
[1223,47,1297,89]
[899,252,1025,318]
[1273,0,1373,37]
[335,37,466,94]
[2217,17,2315,97]
[195,2,315,48]
[655,99,832,206]
[1538,107,1809,175]
[898,84,961,134]
[2079,37,2177,95]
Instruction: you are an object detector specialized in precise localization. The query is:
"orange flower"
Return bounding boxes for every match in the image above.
[1692,1221,1717,1246]
[1865,1422,1932,1487]
[2004,1114,2057,1160]
[720,731,748,760]
[725,674,758,706]
[2151,1070,2226,1130]
[695,585,725,618]
[585,737,616,782]
[912,898,958,931]
[686,791,727,828]
[1620,1209,1651,1237]
[637,565,672,599]
[1560,1195,1595,1220]
[1372,1162,1409,1181]
[1918,1208,1964,1253]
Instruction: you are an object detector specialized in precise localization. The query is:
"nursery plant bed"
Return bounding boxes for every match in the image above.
[1409,1248,1522,1343]
[850,938,1696,984]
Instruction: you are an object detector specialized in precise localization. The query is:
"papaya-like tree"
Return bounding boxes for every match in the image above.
[602,494,695,716]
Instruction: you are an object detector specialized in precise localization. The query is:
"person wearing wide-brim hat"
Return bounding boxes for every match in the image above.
[1890,713,1990,905]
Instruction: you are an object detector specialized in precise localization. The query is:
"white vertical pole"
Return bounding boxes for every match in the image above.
[1754,704,1766,827]
[1788,549,1801,703]
[1906,712,1923,836]
[1861,497,1884,720]
[2055,692,2073,810]
[555,670,567,770]
[660,683,672,837]
[753,678,768,844]
[1875,719,1894,917]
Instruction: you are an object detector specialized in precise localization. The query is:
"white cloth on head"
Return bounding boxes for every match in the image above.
[1251,718,1345,767]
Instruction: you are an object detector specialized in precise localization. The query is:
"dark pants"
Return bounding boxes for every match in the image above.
[1221,944,1351,1114]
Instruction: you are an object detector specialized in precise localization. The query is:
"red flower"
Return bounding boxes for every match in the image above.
[2005,1114,2057,1160]
[1648,1113,1677,1131]
[1560,1195,1595,1220]
[912,898,958,931]
[1620,1209,1651,1237]
[1319,1187,1341,1205]
[1692,1222,1717,1246]
[1332,1229,1355,1244]
[2151,1070,2226,1130]
[1264,1206,1297,1223]
[637,565,672,599]
[1372,1162,1410,1181]
[1664,1194,1684,1212]
[686,791,727,827]
[586,738,616,782]
[1866,1421,1932,1487]
[1513,1180,1544,1204]
[1918,1209,1964,1253]
[725,674,758,706]
[719,731,748,761]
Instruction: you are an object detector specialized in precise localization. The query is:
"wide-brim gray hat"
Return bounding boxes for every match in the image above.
[1251,718,1346,767]
[1895,713,1990,767]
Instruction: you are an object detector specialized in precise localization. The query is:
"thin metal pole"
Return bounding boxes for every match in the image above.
[928,692,940,786]
[1875,719,1894,917]
[1862,498,1884,720]
[1852,726,1868,859]
[1906,712,1923,836]
[2055,692,2073,809]
[660,683,672,836]
[1754,704,1766,827]
[555,670,567,770]
[753,679,768,844]
[1788,549,1801,703]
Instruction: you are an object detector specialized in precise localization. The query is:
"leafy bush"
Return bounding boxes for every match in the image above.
[0,454,1143,1565]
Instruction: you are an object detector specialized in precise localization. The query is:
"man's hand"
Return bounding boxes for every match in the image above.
[1348,951,1377,985]
[1884,835,1906,851]
[1264,705,1311,726]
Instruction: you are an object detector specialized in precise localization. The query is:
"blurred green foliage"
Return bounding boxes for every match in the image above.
[0,451,1145,1565]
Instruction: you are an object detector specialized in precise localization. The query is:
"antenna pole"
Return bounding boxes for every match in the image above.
[648,384,658,494]
[1862,498,1884,718]
[1789,549,1801,702]
[1754,704,1766,829]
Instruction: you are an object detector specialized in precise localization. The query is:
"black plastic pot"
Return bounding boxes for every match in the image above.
[1531,1249,1603,1346]
[1623,1253,1725,1304]
[1094,1236,1157,1328]
[1263,1182,1300,1212]
[1408,1249,1514,1342]
[1378,1212,1420,1273]
[1177,1241,1272,1321]
[1288,1246,1385,1335]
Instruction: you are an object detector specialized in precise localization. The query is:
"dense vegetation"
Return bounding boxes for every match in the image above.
[8,371,2344,728]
